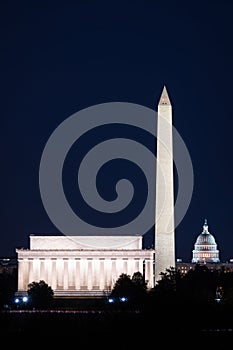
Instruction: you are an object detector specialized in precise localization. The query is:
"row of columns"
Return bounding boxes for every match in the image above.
[18,257,154,292]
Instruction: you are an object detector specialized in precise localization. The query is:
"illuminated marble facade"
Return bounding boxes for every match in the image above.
[192,219,220,263]
[16,235,155,297]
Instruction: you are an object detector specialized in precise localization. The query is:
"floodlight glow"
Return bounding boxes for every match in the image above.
[120,297,127,302]
[108,298,114,303]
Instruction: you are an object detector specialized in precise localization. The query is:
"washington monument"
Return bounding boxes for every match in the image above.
[155,86,175,283]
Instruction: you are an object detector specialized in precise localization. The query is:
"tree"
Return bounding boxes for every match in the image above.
[180,264,217,304]
[109,272,147,309]
[0,270,17,309]
[132,271,147,289]
[110,273,133,298]
[27,280,54,309]
[149,266,181,300]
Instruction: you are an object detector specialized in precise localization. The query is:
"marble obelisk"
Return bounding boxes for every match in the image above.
[154,86,175,283]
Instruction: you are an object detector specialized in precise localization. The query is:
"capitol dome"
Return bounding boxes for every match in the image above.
[195,230,217,246]
[192,219,220,263]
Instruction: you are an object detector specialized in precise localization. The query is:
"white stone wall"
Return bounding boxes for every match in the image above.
[29,235,142,250]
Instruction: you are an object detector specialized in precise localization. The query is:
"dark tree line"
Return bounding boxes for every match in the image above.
[108,264,233,310]
[150,264,233,307]
[1,264,233,315]
[145,265,233,332]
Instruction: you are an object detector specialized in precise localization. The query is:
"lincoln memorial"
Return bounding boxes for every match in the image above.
[16,235,155,297]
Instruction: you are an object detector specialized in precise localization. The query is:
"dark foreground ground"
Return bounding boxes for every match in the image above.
[1,298,233,349]
[0,309,233,349]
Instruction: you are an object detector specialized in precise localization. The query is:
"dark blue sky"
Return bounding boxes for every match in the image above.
[1,1,233,262]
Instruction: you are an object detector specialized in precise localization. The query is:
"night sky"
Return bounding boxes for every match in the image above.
[1,1,233,262]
